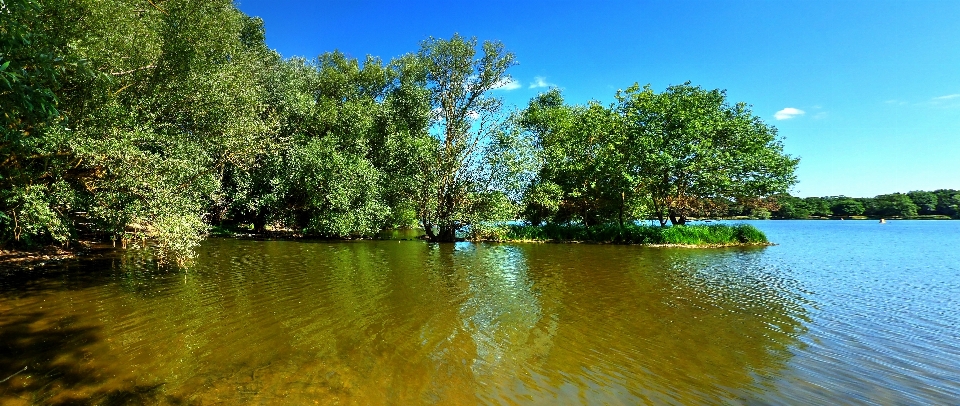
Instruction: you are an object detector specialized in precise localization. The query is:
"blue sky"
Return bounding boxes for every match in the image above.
[235,0,960,198]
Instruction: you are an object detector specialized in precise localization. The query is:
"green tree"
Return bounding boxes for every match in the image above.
[801,197,833,217]
[415,34,521,241]
[1,0,277,263]
[519,90,630,227]
[868,193,918,218]
[217,51,435,237]
[933,189,960,218]
[771,194,811,219]
[617,83,798,226]
[831,199,864,217]
[907,190,938,215]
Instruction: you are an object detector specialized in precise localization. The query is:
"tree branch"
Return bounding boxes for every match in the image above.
[110,64,156,76]
[147,0,168,15]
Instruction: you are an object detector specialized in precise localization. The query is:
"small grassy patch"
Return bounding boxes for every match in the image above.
[473,223,768,246]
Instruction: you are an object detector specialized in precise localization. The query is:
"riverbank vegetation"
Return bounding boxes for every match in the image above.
[472,223,768,246]
[2,0,796,263]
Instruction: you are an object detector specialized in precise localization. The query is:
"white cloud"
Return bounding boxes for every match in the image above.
[529,76,554,89]
[932,94,960,101]
[493,78,521,91]
[774,107,805,120]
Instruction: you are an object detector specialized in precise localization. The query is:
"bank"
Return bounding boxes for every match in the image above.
[468,223,771,247]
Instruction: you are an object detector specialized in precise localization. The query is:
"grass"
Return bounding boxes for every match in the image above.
[473,223,769,246]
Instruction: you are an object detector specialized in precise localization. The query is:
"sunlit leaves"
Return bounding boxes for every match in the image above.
[617,82,799,225]
[415,34,520,240]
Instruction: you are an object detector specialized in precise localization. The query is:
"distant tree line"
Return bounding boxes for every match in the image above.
[1,0,797,263]
[768,190,960,219]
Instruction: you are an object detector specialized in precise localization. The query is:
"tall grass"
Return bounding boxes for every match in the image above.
[482,223,768,245]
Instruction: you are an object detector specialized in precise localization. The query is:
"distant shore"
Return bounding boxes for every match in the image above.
[694,215,955,221]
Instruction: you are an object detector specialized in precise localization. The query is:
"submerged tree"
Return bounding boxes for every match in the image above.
[415,34,522,241]
[0,0,276,263]
[218,51,435,237]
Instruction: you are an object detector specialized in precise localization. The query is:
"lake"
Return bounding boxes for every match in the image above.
[1,220,958,404]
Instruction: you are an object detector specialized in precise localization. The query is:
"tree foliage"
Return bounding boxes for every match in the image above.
[769,191,959,219]
[519,84,799,228]
[519,90,628,227]
[617,83,798,225]
[2,1,818,264]
[414,34,525,241]
[1,0,276,263]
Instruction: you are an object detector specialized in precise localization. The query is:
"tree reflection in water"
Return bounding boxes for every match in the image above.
[0,239,808,404]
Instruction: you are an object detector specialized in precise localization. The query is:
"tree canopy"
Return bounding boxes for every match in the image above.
[2,2,813,264]
[517,84,799,228]
[415,34,525,241]
[616,82,799,225]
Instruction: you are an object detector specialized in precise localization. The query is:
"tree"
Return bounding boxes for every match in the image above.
[617,82,799,226]
[907,190,938,215]
[770,195,809,219]
[415,34,520,241]
[217,51,438,237]
[868,193,918,218]
[1,0,277,263]
[933,189,960,218]
[519,90,629,227]
[831,199,864,217]
[802,197,834,217]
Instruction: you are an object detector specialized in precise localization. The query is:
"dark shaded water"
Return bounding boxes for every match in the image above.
[1,221,958,404]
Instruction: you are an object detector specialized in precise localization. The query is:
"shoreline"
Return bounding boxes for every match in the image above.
[469,238,775,248]
[0,246,79,268]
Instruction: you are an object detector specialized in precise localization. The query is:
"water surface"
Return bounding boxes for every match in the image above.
[1,220,958,404]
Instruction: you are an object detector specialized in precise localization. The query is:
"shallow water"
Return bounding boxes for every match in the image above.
[0,220,958,404]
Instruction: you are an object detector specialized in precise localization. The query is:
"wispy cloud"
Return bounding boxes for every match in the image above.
[493,78,521,91]
[932,94,960,101]
[774,107,805,120]
[529,76,554,89]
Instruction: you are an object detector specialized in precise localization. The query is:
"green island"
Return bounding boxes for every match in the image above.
[11,0,948,265]
[470,223,769,246]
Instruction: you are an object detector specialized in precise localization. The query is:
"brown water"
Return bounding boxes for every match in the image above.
[1,221,959,404]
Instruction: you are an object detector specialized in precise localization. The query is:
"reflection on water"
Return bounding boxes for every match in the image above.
[1,222,957,404]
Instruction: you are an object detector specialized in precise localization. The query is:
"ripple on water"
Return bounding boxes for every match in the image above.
[1,223,959,404]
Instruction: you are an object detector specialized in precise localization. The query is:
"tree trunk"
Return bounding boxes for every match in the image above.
[253,212,267,234]
[669,210,686,226]
[433,224,457,242]
[422,219,436,240]
[618,192,625,233]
